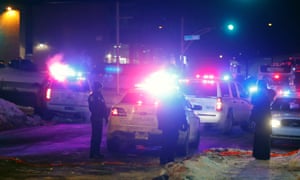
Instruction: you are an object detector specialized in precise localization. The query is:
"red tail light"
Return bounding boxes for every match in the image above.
[216,98,223,111]
[46,88,51,100]
[111,107,127,116]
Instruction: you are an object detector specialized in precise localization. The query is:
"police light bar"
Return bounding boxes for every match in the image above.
[135,70,179,96]
[278,89,290,97]
[49,62,86,82]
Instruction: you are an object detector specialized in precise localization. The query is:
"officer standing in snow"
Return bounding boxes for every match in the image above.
[88,81,107,159]
[157,92,188,165]
[250,79,275,160]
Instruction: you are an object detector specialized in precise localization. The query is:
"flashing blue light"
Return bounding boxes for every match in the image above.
[222,74,231,81]
[105,65,121,74]
[249,86,258,93]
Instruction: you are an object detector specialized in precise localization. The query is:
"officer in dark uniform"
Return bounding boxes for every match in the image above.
[88,81,108,159]
[250,79,274,160]
[157,92,188,165]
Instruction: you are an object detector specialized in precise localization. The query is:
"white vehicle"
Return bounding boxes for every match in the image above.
[106,88,201,155]
[44,63,91,122]
[270,93,300,141]
[180,75,253,134]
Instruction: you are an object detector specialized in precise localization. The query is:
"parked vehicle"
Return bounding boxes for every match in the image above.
[106,88,201,155]
[44,62,91,122]
[270,93,300,141]
[180,74,253,134]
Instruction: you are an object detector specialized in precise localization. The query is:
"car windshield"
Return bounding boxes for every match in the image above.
[121,92,157,105]
[271,97,300,112]
[51,80,90,92]
[180,82,217,97]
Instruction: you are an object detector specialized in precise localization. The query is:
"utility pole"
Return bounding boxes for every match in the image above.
[116,1,120,95]
[180,17,184,58]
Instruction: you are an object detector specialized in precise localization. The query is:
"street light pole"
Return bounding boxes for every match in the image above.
[116,1,120,95]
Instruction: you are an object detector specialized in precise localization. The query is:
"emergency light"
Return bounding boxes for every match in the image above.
[48,62,86,82]
[273,74,280,80]
[135,70,179,96]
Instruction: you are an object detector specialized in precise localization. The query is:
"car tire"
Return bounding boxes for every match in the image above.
[221,111,233,134]
[42,109,54,121]
[190,123,200,149]
[107,137,120,153]
[177,129,190,157]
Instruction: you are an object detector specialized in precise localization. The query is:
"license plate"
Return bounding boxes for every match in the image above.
[132,117,154,122]
[134,132,148,140]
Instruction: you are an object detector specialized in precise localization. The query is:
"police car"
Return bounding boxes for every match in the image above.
[44,62,91,122]
[180,74,253,134]
[106,71,201,155]
[270,92,300,141]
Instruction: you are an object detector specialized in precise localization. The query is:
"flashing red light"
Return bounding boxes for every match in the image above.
[273,74,280,79]
[203,74,215,79]
[216,98,223,111]
[46,88,51,100]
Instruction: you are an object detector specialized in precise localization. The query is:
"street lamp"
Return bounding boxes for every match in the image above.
[0,6,20,60]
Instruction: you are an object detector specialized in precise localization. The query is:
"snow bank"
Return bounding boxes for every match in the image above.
[0,98,44,131]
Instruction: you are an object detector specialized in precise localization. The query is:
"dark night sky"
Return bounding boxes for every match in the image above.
[2,0,300,62]
[122,0,300,57]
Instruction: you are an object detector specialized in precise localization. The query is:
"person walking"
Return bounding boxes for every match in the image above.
[250,79,274,160]
[88,81,108,159]
[157,92,188,165]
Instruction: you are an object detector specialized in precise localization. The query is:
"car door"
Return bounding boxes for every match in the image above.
[229,82,244,122]
[233,82,252,122]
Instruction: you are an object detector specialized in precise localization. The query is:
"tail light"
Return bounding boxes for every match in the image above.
[111,107,127,116]
[216,98,223,111]
[46,88,51,100]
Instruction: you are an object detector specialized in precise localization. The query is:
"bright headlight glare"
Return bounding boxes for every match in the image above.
[271,119,281,128]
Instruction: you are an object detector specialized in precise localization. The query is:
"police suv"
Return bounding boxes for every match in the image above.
[44,63,91,122]
[180,74,253,134]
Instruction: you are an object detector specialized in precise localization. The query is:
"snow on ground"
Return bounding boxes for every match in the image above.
[0,98,44,131]
[1,97,300,179]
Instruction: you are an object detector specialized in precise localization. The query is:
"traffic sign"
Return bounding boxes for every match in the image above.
[184,34,200,41]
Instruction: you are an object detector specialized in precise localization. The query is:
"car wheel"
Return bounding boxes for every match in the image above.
[190,123,200,149]
[177,129,190,157]
[107,137,120,153]
[221,111,233,134]
[42,109,54,121]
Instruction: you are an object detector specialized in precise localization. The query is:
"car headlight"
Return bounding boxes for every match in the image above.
[271,119,281,128]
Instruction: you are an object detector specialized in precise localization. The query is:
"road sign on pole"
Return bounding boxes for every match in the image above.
[184,34,200,41]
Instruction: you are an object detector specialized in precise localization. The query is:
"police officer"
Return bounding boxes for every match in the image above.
[88,81,107,159]
[250,79,274,160]
[157,92,188,165]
